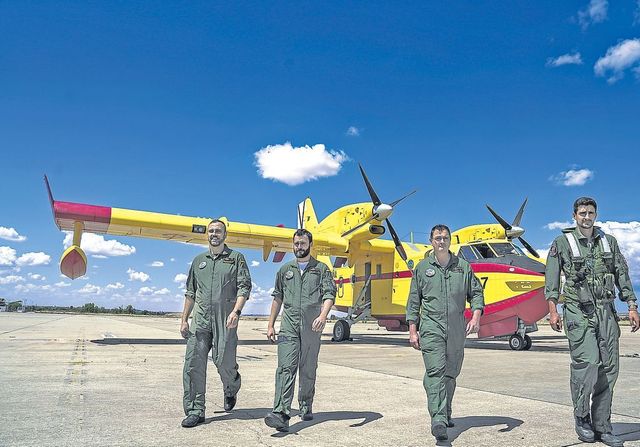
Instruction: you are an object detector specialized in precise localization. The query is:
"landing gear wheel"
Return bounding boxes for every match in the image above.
[332,319,351,342]
[509,334,524,351]
[522,334,532,350]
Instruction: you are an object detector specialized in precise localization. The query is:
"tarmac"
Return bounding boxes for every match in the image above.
[1,312,639,447]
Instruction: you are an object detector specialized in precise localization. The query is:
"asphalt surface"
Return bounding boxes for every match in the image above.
[1,313,639,446]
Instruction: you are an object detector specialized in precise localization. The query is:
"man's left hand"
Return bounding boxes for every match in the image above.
[312,315,327,332]
[630,310,639,333]
[226,311,239,329]
[466,317,480,336]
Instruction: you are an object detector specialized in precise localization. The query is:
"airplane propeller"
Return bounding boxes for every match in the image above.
[341,164,416,261]
[486,198,539,258]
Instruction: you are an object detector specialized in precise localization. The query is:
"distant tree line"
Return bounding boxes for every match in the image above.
[18,302,168,316]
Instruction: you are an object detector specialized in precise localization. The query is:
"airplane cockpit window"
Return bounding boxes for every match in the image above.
[458,245,479,261]
[490,243,522,257]
[471,243,495,259]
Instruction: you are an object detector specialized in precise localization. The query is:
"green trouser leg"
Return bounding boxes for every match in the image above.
[591,306,619,433]
[297,330,321,412]
[273,333,300,417]
[183,330,213,416]
[217,327,241,397]
[565,303,620,433]
[421,332,464,426]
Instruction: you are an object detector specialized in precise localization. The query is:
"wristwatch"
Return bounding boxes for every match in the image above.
[234,309,242,316]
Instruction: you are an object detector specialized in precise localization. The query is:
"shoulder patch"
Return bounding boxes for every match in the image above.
[198,261,207,269]
[549,242,558,258]
[425,268,436,277]
[285,270,294,280]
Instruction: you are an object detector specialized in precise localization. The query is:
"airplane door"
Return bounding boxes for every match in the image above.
[364,262,372,305]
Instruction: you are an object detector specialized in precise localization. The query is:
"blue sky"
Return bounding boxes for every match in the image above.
[1,1,639,313]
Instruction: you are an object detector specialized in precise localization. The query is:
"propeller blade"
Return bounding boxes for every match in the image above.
[385,218,408,261]
[518,237,539,258]
[512,198,528,227]
[358,163,382,206]
[486,204,512,231]
[389,190,417,208]
[341,214,377,237]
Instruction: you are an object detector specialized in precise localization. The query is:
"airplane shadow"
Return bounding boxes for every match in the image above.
[437,415,524,446]
[270,410,383,437]
[613,422,640,442]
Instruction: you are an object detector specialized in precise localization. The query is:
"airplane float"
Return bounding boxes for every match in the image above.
[46,166,547,351]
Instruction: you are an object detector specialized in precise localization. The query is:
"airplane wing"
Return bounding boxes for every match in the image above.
[46,176,349,278]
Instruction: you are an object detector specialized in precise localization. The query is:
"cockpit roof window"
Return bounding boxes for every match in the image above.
[470,243,495,259]
[490,242,522,257]
[458,245,479,261]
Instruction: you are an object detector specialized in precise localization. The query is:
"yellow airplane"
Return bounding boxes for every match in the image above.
[46,166,547,351]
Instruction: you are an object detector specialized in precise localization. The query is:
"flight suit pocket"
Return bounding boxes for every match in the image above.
[565,319,587,345]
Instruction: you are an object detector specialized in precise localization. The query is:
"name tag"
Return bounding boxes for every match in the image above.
[223,258,235,264]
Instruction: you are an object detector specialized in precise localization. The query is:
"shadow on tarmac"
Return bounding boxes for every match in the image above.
[437,415,524,446]
[614,422,640,442]
[201,407,273,424]
[269,410,383,437]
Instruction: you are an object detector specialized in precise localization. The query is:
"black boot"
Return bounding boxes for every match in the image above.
[265,412,290,432]
[595,431,624,447]
[575,415,595,443]
[181,414,205,428]
[224,394,237,411]
[431,422,448,441]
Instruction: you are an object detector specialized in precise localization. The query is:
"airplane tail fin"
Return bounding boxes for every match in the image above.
[297,198,318,231]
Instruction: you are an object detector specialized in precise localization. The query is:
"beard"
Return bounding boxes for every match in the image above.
[295,247,311,259]
[209,235,224,247]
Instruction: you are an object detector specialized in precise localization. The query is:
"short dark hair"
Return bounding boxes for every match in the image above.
[429,224,451,240]
[208,219,227,233]
[293,228,313,244]
[573,197,597,214]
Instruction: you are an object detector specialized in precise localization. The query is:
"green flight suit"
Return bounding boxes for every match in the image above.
[271,257,336,417]
[406,252,484,426]
[545,227,636,433]
[182,245,252,417]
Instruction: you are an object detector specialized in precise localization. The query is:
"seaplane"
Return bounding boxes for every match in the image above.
[46,165,547,350]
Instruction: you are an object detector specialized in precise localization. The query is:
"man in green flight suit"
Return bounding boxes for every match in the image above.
[406,224,484,442]
[264,228,337,432]
[180,219,252,428]
[545,197,639,447]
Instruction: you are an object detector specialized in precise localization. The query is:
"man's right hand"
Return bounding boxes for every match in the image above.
[549,312,563,332]
[180,321,190,339]
[267,326,277,343]
[409,331,420,350]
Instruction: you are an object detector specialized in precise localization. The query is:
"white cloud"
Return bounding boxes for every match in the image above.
[16,252,51,266]
[578,0,608,29]
[63,232,136,257]
[346,126,361,136]
[545,221,572,230]
[106,282,125,290]
[27,273,46,281]
[254,142,349,186]
[243,282,275,315]
[250,260,260,267]
[127,268,150,282]
[170,258,176,262]
[594,38,640,83]
[91,255,108,259]
[150,261,164,267]
[78,283,102,294]
[0,227,27,242]
[551,168,594,186]
[54,281,71,287]
[0,246,17,266]
[138,286,170,296]
[546,53,583,67]
[174,273,188,282]
[0,275,25,285]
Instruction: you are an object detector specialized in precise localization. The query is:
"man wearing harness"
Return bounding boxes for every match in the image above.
[545,197,639,447]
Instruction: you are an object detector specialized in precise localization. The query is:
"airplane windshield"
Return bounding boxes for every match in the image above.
[471,243,495,258]
[490,242,523,256]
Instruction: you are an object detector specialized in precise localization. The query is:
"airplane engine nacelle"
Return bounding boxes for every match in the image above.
[369,225,385,235]
[60,245,87,280]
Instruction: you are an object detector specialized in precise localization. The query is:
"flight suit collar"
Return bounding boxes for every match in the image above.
[570,226,604,243]
[427,251,458,270]
[206,244,232,260]
[287,256,318,270]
